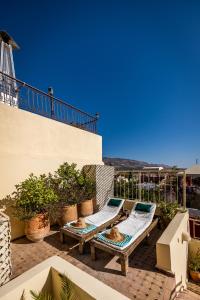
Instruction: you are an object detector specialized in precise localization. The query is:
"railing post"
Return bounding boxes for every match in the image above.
[139,172,142,201]
[48,87,54,117]
[183,171,186,210]
[95,112,99,134]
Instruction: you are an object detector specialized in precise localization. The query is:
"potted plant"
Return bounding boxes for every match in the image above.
[78,171,96,217]
[159,201,179,228]
[11,174,58,242]
[189,248,200,282]
[53,162,81,225]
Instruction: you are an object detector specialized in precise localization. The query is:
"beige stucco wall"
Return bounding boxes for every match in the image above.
[0,103,103,239]
[156,212,189,290]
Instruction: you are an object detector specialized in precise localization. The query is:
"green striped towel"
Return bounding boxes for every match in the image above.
[64,223,97,234]
[97,232,132,247]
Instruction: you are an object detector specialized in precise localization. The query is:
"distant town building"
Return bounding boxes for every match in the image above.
[143,166,164,171]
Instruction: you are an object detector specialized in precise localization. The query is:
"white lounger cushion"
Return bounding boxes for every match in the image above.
[85,198,125,227]
[99,202,156,250]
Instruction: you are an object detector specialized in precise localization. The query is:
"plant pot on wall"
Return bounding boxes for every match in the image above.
[190,270,200,282]
[79,199,94,217]
[25,213,50,242]
[60,204,78,226]
[159,201,179,229]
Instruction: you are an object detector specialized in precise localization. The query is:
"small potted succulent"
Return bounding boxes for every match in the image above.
[52,162,81,225]
[189,248,200,282]
[11,174,58,242]
[78,170,96,217]
[159,201,179,228]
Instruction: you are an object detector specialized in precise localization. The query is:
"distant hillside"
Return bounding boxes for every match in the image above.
[103,157,171,170]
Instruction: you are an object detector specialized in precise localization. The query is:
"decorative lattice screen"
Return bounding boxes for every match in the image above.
[0,210,12,286]
[83,165,114,210]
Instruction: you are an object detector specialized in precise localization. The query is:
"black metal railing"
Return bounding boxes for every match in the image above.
[0,71,98,133]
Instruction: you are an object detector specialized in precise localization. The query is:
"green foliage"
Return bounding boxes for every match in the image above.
[159,201,179,220]
[59,273,74,300]
[30,290,53,300]
[0,162,96,220]
[51,162,96,205]
[78,169,96,201]
[158,201,179,228]
[10,174,58,220]
[26,273,75,300]
[52,163,81,205]
[189,248,200,272]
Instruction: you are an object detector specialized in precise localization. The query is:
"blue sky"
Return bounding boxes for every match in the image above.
[2,0,200,167]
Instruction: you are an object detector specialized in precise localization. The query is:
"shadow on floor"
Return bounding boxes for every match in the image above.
[43,226,164,276]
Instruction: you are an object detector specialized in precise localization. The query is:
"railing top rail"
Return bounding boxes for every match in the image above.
[114,169,185,174]
[0,71,97,121]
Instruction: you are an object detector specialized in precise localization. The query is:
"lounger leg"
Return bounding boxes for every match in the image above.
[145,233,150,245]
[79,241,84,254]
[91,244,96,260]
[121,255,128,276]
[60,231,64,244]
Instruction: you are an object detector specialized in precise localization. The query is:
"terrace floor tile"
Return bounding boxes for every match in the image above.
[10,226,198,300]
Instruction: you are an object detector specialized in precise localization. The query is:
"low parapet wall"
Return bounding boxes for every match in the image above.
[0,256,130,300]
[156,212,189,292]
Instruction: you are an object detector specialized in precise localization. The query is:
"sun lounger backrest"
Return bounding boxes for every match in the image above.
[103,198,125,212]
[130,201,156,220]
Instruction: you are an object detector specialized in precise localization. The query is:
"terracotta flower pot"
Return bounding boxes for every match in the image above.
[79,199,93,217]
[25,213,50,242]
[60,204,78,226]
[190,270,200,282]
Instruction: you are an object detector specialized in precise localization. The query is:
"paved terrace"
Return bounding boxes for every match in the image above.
[11,227,198,300]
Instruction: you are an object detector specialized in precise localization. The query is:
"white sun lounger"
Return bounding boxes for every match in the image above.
[60,198,125,254]
[90,202,158,275]
[98,202,156,250]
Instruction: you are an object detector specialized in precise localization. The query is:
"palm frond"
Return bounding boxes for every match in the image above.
[20,290,26,300]
[59,273,75,300]
[30,290,53,300]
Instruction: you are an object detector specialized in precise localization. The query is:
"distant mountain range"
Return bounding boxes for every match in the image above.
[103,157,171,170]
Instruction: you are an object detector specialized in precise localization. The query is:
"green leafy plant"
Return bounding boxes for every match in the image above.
[9,173,58,220]
[159,201,179,227]
[59,273,74,300]
[189,248,200,272]
[51,162,96,207]
[52,162,82,206]
[78,170,96,201]
[23,273,75,300]
[30,290,53,300]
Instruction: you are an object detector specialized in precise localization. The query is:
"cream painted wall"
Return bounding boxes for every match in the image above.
[0,103,103,198]
[156,212,189,291]
[0,103,103,239]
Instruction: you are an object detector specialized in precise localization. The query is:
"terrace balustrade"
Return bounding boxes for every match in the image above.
[114,170,184,204]
[0,71,98,134]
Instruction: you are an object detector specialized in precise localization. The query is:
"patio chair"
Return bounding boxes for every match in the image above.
[60,198,125,254]
[90,202,158,275]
